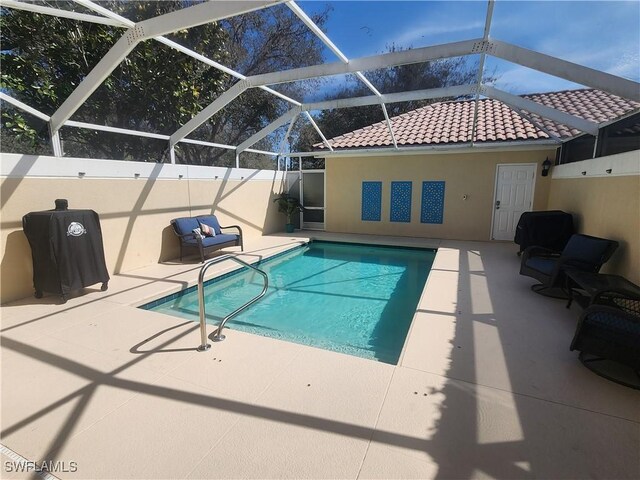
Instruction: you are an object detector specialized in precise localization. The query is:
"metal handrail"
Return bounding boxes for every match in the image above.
[197,255,269,351]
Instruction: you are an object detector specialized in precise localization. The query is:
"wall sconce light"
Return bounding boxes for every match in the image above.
[541,157,552,177]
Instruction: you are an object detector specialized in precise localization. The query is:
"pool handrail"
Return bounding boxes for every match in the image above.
[197,255,269,351]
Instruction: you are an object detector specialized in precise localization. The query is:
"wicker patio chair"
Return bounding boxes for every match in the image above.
[570,295,640,389]
[519,234,618,298]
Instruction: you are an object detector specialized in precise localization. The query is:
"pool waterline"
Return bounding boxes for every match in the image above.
[141,241,436,364]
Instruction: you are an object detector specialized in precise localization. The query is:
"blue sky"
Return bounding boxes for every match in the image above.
[296,0,640,98]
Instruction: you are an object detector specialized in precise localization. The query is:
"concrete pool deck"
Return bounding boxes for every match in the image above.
[1,233,638,479]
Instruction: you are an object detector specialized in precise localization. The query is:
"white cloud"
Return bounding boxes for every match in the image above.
[387,19,485,47]
[492,66,583,94]
[502,42,640,84]
[608,52,640,80]
[565,48,640,81]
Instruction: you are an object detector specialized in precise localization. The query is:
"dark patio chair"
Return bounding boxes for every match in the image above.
[519,234,618,297]
[570,297,640,389]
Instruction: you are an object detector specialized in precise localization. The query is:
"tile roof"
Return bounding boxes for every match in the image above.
[316,88,640,150]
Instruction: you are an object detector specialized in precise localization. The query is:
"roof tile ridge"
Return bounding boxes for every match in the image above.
[387,101,441,122]
[521,87,596,100]
[328,117,390,143]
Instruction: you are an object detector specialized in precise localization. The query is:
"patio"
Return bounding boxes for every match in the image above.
[2,233,638,479]
[1,0,639,478]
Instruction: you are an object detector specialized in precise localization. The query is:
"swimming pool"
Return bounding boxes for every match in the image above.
[142,241,435,364]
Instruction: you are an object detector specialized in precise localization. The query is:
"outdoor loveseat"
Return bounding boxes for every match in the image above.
[171,215,243,262]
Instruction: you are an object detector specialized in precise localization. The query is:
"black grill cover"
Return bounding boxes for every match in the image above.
[514,210,574,253]
[22,208,109,297]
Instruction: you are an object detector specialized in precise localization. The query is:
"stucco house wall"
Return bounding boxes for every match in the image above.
[547,150,640,284]
[0,154,284,303]
[325,148,555,241]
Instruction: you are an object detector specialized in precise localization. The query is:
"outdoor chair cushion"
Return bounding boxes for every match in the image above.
[563,235,615,266]
[181,233,238,247]
[173,217,200,236]
[585,310,640,339]
[523,256,556,276]
[571,301,640,383]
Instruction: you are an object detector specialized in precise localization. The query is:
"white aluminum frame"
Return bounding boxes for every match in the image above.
[0,92,50,122]
[1,0,122,26]
[246,38,484,87]
[287,1,394,148]
[470,0,495,143]
[237,108,301,154]
[481,86,600,135]
[2,0,639,163]
[72,0,302,108]
[299,169,326,231]
[490,40,640,102]
[49,0,286,133]
[289,139,559,158]
[170,81,250,147]
[304,112,333,151]
[0,92,277,158]
[237,85,476,152]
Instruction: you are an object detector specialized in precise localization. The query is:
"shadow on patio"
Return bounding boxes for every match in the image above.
[1,241,638,479]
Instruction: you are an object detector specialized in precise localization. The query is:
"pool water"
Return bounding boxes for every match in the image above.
[144,241,435,364]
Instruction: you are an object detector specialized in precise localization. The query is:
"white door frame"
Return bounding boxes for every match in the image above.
[490,162,538,241]
[300,169,326,231]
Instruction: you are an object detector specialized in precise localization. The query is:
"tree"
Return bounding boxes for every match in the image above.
[175,5,329,167]
[0,1,329,167]
[292,48,492,152]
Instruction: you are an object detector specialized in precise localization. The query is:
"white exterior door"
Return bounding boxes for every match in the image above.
[491,164,536,241]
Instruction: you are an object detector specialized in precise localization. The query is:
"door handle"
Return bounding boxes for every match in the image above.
[495,200,501,210]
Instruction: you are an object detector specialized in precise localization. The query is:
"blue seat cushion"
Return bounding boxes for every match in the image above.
[586,311,640,337]
[182,233,238,247]
[525,256,556,275]
[197,215,222,235]
[173,217,200,236]
[562,235,611,265]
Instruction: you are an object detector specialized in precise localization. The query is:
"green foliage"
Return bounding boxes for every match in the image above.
[273,193,303,224]
[2,111,36,141]
[178,5,330,167]
[0,1,329,164]
[1,1,228,160]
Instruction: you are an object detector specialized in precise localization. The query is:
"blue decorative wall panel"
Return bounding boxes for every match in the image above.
[390,181,412,222]
[421,181,445,224]
[361,181,382,221]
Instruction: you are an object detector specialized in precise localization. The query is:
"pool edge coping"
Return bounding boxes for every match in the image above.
[136,236,440,366]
